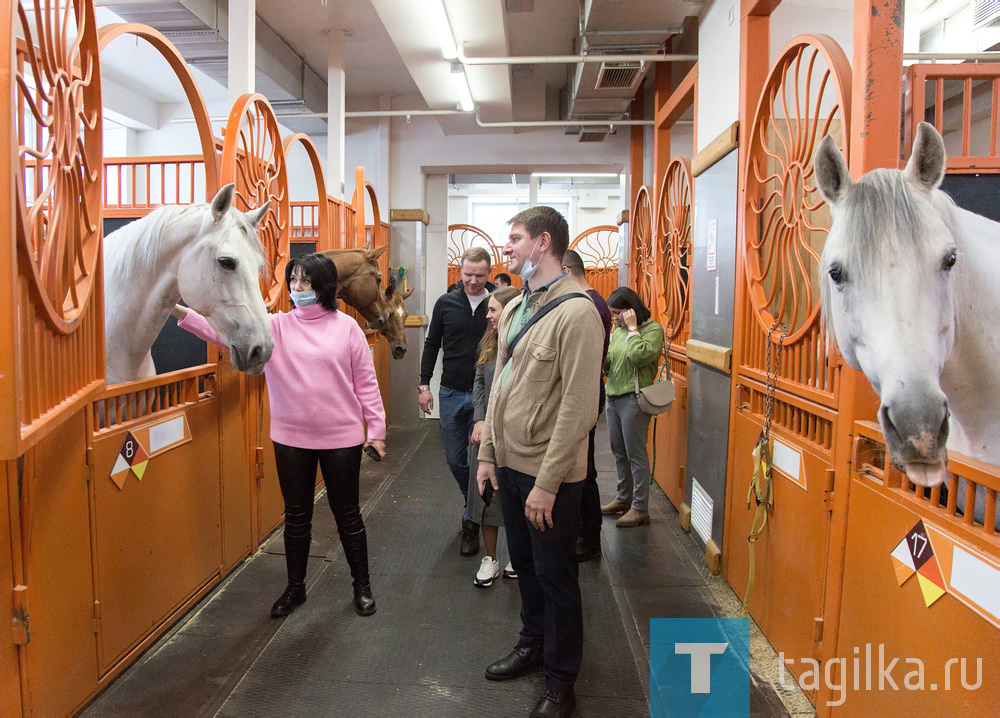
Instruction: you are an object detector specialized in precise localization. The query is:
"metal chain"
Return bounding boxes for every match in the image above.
[763,320,787,446]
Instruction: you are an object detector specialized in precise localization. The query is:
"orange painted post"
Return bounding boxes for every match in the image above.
[629,93,645,215]
[653,63,673,203]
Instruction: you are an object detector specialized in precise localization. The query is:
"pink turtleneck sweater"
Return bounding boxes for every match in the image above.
[179,305,386,450]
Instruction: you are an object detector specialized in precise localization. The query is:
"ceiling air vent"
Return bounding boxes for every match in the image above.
[974,0,1000,29]
[578,128,610,143]
[595,61,644,90]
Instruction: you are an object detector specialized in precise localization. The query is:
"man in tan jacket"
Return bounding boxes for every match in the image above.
[476,206,603,718]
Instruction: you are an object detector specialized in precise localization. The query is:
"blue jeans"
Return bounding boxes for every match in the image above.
[439,386,476,521]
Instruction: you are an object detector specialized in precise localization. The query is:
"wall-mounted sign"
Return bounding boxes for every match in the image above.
[109,413,193,489]
[706,219,718,272]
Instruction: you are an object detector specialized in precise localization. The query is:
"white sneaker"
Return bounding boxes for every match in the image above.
[475,556,500,588]
[503,561,517,580]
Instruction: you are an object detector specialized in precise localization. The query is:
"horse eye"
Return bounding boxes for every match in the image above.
[942,250,957,270]
[828,263,846,285]
[218,257,237,271]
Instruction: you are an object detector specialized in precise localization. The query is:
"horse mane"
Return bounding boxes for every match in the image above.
[818,168,960,350]
[106,203,266,280]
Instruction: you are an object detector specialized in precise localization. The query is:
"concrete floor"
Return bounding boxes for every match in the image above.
[81,419,812,717]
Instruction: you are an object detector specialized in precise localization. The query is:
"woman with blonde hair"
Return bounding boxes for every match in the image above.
[468,286,520,586]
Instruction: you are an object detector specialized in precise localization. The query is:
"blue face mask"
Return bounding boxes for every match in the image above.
[516,235,543,282]
[290,290,318,307]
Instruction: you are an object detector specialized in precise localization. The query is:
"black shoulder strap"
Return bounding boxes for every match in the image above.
[506,293,588,360]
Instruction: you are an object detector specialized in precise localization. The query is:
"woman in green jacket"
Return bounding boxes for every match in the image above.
[600,287,664,527]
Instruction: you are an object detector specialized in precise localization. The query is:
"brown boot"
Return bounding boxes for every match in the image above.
[616,508,650,527]
[600,498,630,515]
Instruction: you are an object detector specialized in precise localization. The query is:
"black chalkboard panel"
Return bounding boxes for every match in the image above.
[942,174,1000,222]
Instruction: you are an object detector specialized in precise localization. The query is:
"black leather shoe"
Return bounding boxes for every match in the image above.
[353,582,377,616]
[530,688,576,717]
[270,583,306,618]
[484,645,544,681]
[576,541,601,562]
[460,519,480,557]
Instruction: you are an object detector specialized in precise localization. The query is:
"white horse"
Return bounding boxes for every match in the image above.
[815,123,1000,493]
[103,184,274,384]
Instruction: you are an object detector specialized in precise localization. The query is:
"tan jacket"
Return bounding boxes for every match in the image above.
[478,275,604,493]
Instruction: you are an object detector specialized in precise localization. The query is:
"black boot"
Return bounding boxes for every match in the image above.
[272,521,310,618]
[340,528,377,616]
[270,583,306,618]
[460,519,480,557]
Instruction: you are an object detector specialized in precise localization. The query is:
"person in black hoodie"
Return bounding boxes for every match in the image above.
[419,246,495,556]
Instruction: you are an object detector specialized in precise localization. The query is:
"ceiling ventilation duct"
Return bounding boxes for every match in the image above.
[594,60,644,90]
[578,128,611,142]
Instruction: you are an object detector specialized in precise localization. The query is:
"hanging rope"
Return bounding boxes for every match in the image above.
[741,320,785,618]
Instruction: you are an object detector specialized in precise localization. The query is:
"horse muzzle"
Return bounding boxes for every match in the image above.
[879,394,950,487]
[391,342,406,360]
[230,341,272,375]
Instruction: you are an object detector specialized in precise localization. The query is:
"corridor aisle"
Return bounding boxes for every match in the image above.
[83,421,793,716]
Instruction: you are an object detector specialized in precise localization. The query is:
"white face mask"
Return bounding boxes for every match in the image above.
[516,235,543,281]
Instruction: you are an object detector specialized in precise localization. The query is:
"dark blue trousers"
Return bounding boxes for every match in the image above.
[498,466,584,692]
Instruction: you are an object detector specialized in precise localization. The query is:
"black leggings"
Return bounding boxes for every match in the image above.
[272,441,365,585]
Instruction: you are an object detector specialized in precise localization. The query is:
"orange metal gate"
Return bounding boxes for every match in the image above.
[723,35,856,689]
[567,225,620,300]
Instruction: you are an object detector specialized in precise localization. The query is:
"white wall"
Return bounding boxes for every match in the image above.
[769,0,854,63]
[697,0,740,153]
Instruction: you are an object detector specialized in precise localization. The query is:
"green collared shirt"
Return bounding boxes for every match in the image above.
[604,320,664,397]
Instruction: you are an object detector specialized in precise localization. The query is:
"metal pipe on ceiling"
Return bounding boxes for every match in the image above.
[475,115,655,129]
[458,50,698,65]
[902,52,1000,61]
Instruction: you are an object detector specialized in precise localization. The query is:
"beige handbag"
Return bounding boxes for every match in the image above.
[634,361,675,416]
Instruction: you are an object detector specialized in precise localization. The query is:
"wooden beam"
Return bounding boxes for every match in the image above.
[389,209,429,225]
[617,209,629,226]
[692,122,740,177]
[686,339,732,374]
[655,64,698,130]
[403,314,428,328]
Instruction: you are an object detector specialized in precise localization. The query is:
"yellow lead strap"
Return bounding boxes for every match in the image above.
[741,433,774,617]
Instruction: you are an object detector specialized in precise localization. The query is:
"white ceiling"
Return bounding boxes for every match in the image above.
[93,0,703,133]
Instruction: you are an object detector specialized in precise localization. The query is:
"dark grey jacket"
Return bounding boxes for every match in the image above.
[473,360,496,422]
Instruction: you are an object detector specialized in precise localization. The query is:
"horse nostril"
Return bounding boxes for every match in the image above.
[249,345,263,363]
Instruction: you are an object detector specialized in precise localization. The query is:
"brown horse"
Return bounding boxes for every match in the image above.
[381,284,412,359]
[321,247,391,329]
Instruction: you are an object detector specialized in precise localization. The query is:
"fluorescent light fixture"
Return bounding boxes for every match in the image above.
[451,64,474,112]
[531,172,621,178]
[427,0,458,60]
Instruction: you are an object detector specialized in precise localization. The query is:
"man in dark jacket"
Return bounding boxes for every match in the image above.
[419,246,494,556]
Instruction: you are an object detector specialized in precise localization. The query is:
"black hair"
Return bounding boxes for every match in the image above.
[607,286,651,325]
[285,253,338,311]
[493,272,512,286]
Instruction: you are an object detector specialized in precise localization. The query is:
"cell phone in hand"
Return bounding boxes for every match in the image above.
[482,480,494,507]
[364,444,382,462]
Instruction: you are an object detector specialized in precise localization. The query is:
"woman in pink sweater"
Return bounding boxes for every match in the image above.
[173,253,386,618]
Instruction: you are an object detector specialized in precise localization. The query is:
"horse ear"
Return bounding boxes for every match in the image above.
[814,135,852,206]
[904,122,946,192]
[384,284,395,299]
[245,201,271,228]
[211,183,236,222]
[366,245,387,262]
[401,288,414,299]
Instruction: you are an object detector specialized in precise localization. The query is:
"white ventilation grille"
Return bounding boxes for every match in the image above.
[578,129,610,142]
[974,0,1000,29]
[691,479,714,544]
[595,61,643,90]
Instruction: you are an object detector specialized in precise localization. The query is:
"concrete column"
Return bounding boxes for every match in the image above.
[377,95,391,206]
[422,173,450,419]
[327,33,346,198]
[228,0,255,104]
[528,175,538,207]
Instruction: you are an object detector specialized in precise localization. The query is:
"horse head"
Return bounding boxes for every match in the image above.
[380,285,412,359]
[321,246,390,329]
[176,183,274,375]
[816,123,957,487]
